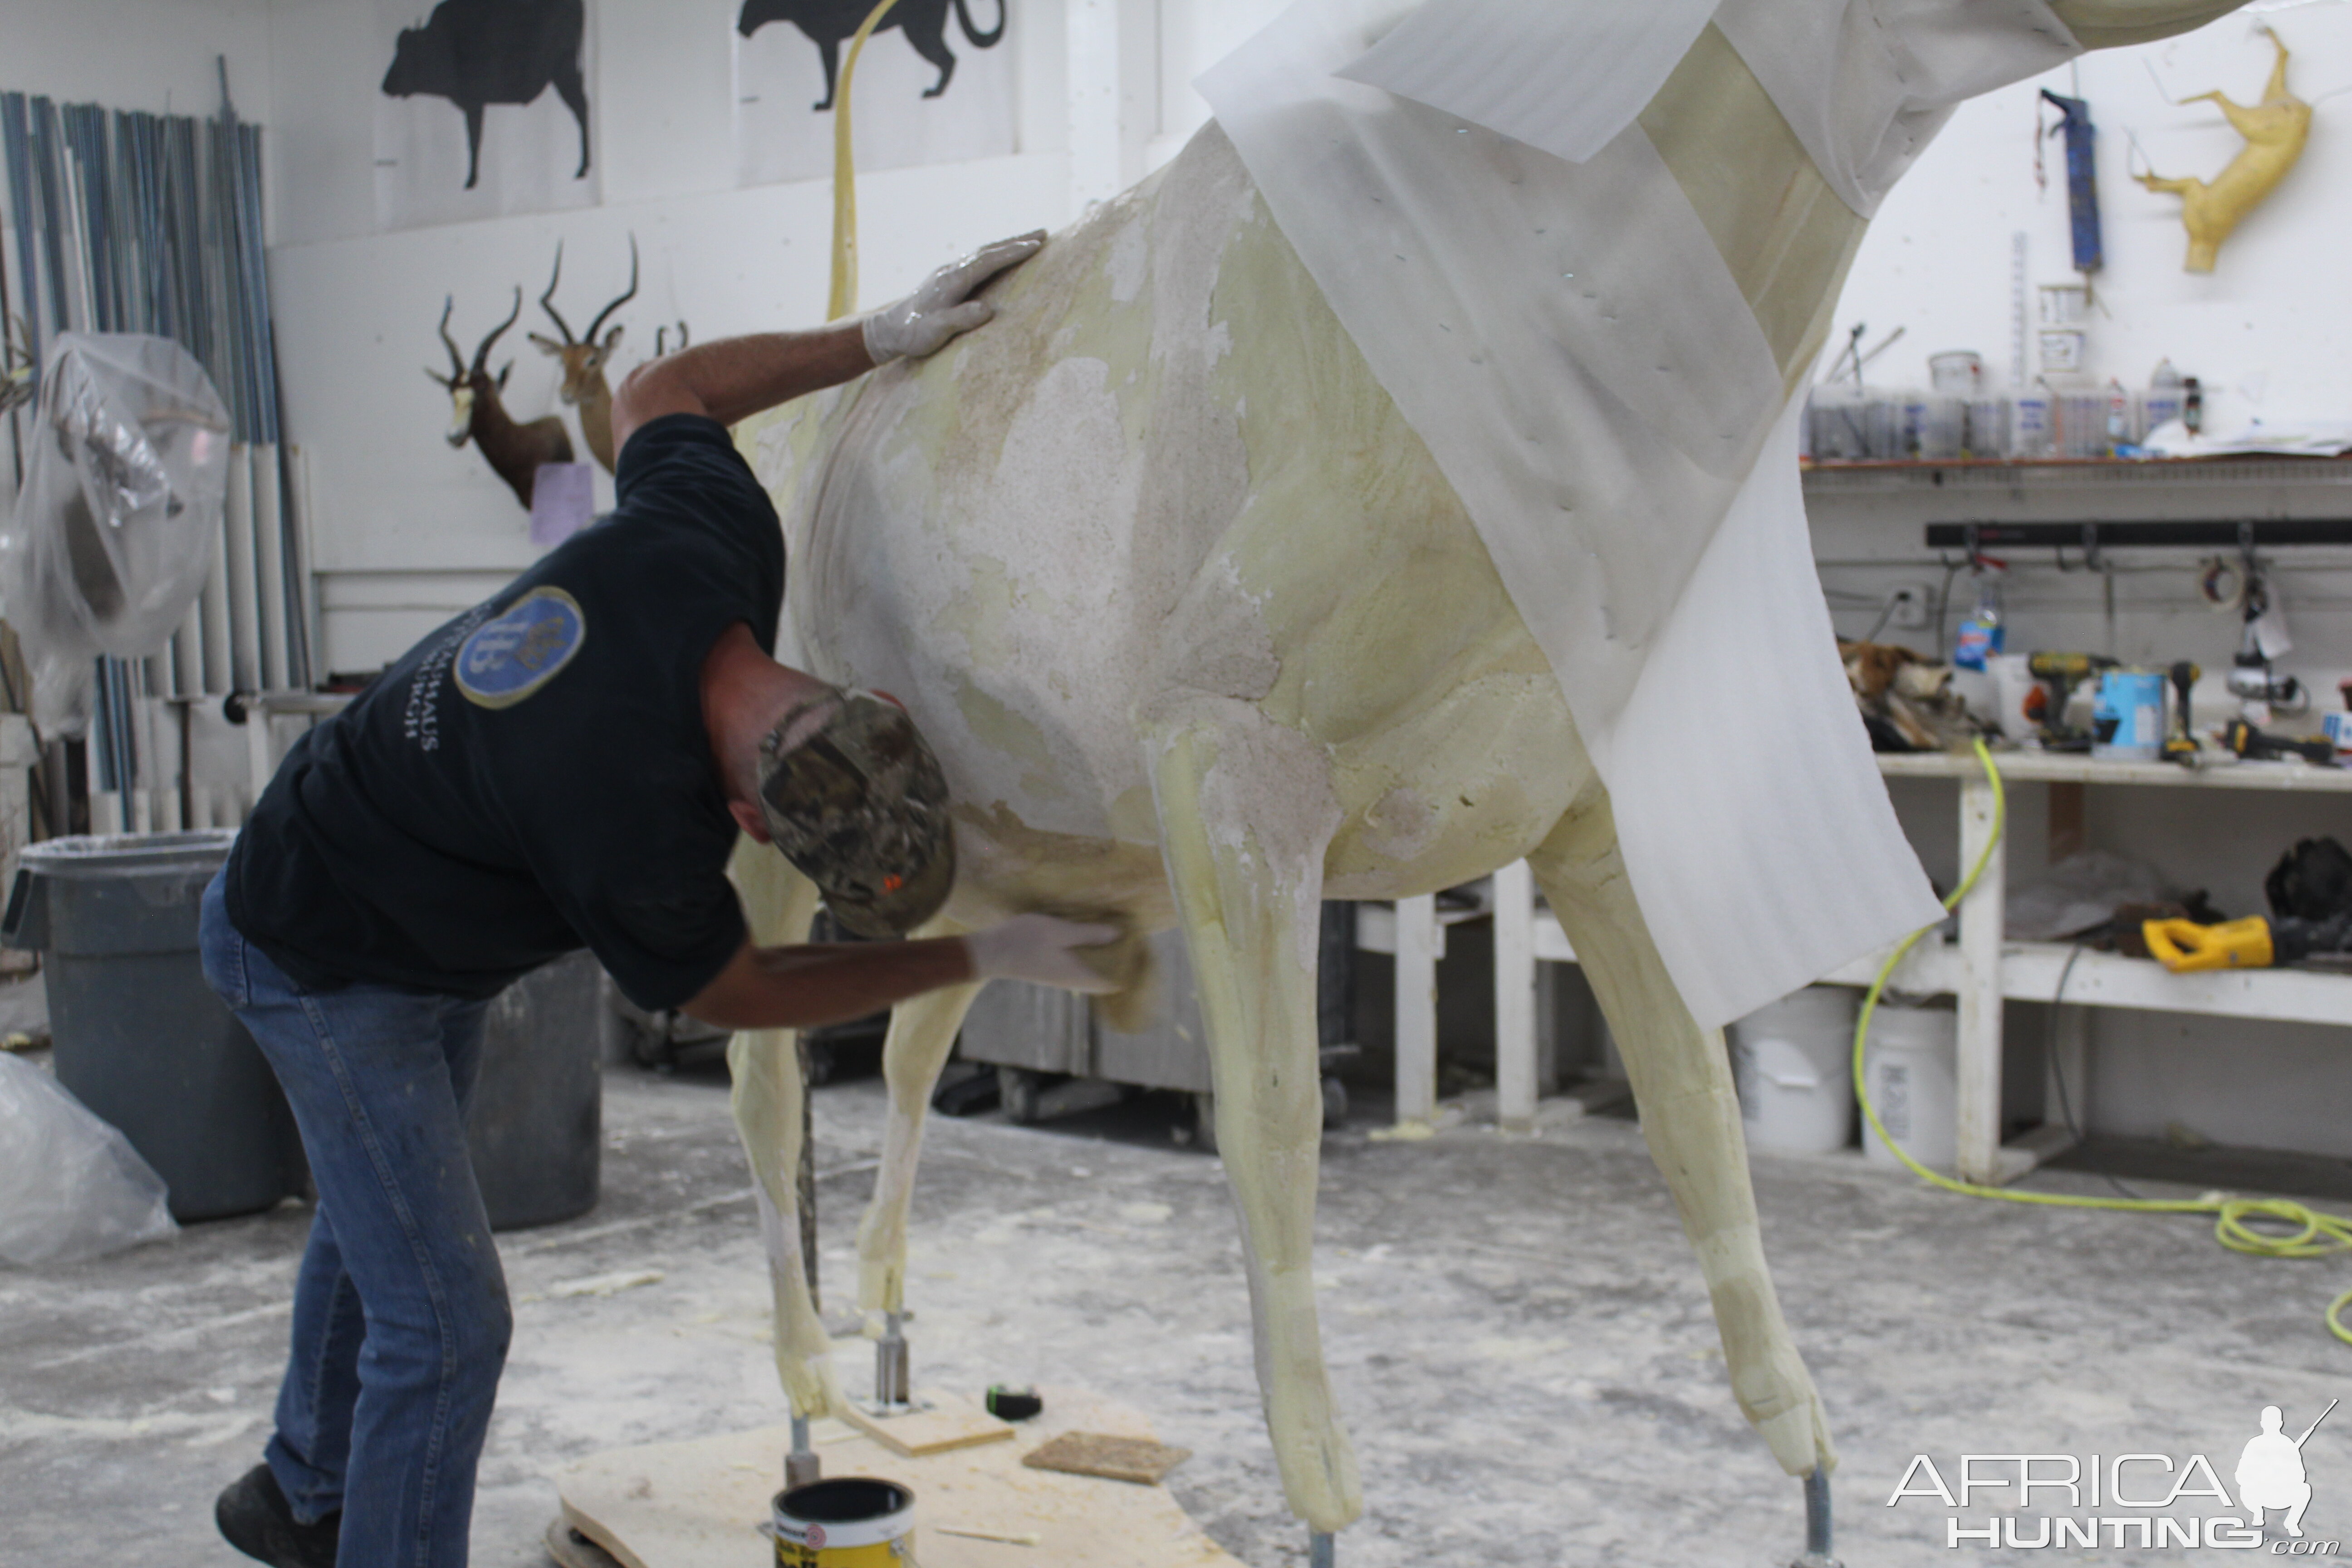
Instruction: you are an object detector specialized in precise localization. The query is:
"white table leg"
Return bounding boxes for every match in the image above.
[1394,894,1439,1128]
[1494,861,1537,1133]
[1955,773,2007,1185]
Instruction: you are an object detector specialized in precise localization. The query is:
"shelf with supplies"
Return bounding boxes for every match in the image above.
[1381,750,2352,1176]
[1802,453,2352,500]
[1825,749,2352,1187]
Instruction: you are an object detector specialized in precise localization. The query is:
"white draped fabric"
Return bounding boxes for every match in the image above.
[1200,0,2083,1025]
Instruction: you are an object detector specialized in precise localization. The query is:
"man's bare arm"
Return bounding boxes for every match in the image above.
[611,323,872,454]
[680,908,1124,1031]
[682,935,975,1032]
[609,231,1043,452]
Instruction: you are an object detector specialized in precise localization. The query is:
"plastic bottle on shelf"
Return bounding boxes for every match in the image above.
[2144,360,2185,430]
[2105,378,2135,455]
[2184,375,2204,435]
[1953,569,2005,670]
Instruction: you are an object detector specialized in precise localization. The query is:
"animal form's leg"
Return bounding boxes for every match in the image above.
[854,921,982,1316]
[1524,782,1836,1482]
[904,11,958,98]
[553,66,591,177]
[2261,26,2293,104]
[811,37,841,112]
[725,838,844,1419]
[461,101,484,190]
[1147,706,1362,1535]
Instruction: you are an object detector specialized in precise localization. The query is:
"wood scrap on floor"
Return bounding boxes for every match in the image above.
[1020,1432,1191,1486]
[838,1388,1015,1458]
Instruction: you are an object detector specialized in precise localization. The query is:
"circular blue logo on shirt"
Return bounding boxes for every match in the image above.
[454,587,586,709]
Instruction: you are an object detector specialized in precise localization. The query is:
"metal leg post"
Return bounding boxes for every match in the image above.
[1791,1466,1842,1568]
[1309,1531,1336,1568]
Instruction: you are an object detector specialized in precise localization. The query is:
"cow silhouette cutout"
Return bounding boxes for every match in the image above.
[383,0,592,191]
[737,0,1005,111]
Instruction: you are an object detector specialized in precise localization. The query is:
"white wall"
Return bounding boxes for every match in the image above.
[1817,7,2352,1158]
[0,0,274,124]
[257,0,1242,673]
[1833,6,2352,429]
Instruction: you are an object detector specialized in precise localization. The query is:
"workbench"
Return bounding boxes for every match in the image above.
[1381,751,2352,1185]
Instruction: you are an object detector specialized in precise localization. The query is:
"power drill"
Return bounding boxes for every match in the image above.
[2144,913,2352,971]
[2163,660,2200,763]
[2025,652,2116,751]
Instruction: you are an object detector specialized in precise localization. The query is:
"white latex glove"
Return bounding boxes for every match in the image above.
[861,230,1046,365]
[964,913,1122,993]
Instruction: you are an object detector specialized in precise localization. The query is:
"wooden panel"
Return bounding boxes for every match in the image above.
[839,1390,1015,1458]
[555,1388,1244,1568]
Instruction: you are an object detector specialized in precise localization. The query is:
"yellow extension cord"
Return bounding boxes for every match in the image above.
[1853,738,2352,1347]
[827,0,902,320]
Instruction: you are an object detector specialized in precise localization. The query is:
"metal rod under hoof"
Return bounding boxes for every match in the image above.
[875,1311,911,1408]
[1789,1467,1842,1568]
[1309,1531,1336,1568]
[785,1412,819,1490]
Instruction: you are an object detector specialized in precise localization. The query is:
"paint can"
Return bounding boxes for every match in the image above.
[770,1479,917,1567]
[2092,670,2167,761]
[1862,1004,1958,1172]
[1730,986,1858,1155]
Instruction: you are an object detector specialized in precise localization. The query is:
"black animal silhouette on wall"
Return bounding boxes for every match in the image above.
[738,0,1005,112]
[382,0,592,191]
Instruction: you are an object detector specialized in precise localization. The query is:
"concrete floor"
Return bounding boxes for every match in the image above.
[3,1055,2346,1567]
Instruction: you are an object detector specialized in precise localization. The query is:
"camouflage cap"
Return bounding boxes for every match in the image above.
[755,687,956,939]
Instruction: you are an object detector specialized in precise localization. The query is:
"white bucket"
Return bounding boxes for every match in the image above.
[1862,1005,1959,1171]
[1730,987,1858,1155]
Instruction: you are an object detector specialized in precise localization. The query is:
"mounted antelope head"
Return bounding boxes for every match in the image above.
[654,321,691,357]
[426,289,574,510]
[529,235,636,473]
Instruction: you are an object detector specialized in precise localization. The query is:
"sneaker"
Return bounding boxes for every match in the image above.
[217,1464,340,1568]
[755,686,955,938]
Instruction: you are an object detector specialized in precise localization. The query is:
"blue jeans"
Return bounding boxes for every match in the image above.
[200,872,506,1568]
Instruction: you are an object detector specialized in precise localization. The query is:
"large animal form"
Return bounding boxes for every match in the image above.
[529,237,637,473]
[426,291,573,509]
[727,0,2251,1559]
[2136,25,2310,273]
[737,0,1005,111]
[382,0,591,191]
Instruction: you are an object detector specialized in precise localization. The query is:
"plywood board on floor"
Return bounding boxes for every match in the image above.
[553,1387,1243,1568]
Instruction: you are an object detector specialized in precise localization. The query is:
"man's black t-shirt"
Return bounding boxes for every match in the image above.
[225,415,783,1010]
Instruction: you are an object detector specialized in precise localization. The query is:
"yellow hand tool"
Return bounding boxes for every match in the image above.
[2143,915,2275,972]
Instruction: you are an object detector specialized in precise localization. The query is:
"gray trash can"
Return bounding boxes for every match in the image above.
[467,950,602,1230]
[2,830,297,1221]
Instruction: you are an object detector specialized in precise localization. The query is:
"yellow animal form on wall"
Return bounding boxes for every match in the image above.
[2136,27,2310,272]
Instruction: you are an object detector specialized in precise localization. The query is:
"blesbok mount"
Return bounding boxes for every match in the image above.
[529,236,637,473]
[426,290,573,510]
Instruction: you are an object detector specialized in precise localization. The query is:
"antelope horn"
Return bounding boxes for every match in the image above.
[472,286,524,376]
[436,295,467,383]
[584,233,639,342]
[539,243,577,344]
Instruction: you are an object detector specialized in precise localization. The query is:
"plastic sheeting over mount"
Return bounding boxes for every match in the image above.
[1713,0,2078,216]
[1337,0,1720,167]
[1197,0,2093,1023]
[0,334,231,735]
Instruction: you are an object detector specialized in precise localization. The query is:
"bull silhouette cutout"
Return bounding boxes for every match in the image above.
[737,0,1005,112]
[382,0,592,191]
